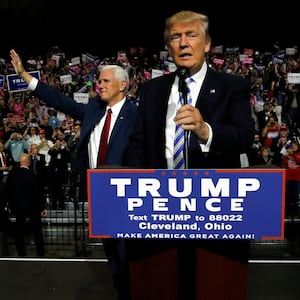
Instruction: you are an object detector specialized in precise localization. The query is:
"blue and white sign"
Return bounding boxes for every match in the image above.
[0,75,4,89]
[88,169,285,240]
[6,71,40,92]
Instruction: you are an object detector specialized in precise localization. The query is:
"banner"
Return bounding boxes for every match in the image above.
[88,168,285,240]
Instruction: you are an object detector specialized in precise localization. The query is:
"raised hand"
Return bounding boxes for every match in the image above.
[10,49,25,76]
[10,49,33,84]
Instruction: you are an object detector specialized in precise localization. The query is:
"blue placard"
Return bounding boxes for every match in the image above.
[88,168,286,240]
[6,71,40,92]
[0,75,4,89]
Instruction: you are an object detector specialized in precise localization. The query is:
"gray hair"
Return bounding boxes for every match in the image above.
[99,65,130,91]
[19,153,31,166]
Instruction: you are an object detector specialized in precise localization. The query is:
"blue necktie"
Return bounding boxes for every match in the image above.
[173,78,193,169]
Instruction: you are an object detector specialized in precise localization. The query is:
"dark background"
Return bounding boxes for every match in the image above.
[0,0,298,60]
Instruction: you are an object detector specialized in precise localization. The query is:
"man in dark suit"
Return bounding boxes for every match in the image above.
[124,10,255,300]
[66,121,81,201]
[0,141,14,255]
[29,143,48,203]
[10,50,137,179]
[48,138,69,209]
[256,102,277,134]
[7,153,47,256]
[0,141,14,184]
[29,143,47,176]
[10,50,138,300]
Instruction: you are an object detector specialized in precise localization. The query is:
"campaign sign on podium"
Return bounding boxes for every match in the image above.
[87,168,285,240]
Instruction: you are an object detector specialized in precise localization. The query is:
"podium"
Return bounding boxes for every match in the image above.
[88,168,285,300]
[127,239,249,300]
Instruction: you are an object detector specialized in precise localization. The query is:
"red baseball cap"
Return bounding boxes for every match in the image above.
[280,125,288,131]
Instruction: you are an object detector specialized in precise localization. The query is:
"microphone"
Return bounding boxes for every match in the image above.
[176,66,190,169]
[177,66,190,79]
[177,67,190,104]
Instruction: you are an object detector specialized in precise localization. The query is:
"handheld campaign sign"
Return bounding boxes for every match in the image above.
[88,169,285,240]
[0,75,4,89]
[6,71,40,92]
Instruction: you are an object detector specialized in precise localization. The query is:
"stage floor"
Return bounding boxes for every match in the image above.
[0,256,300,300]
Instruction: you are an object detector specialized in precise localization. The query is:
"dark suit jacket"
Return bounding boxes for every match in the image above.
[0,150,14,216]
[125,66,255,169]
[29,153,46,177]
[29,153,47,196]
[33,81,138,171]
[33,78,139,299]
[7,166,45,217]
[123,66,255,266]
[0,150,14,180]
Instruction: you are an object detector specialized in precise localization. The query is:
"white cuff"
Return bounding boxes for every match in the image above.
[28,77,39,90]
[200,122,212,152]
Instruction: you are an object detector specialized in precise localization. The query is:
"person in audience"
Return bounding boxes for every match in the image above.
[282,140,300,218]
[254,145,273,166]
[4,131,29,166]
[47,108,60,130]
[23,126,41,146]
[52,127,68,143]
[39,115,54,140]
[6,153,47,256]
[37,128,54,166]
[1,120,17,143]
[271,125,292,166]
[256,102,277,134]
[61,114,74,137]
[47,138,68,210]
[261,115,280,149]
[285,83,300,125]
[0,98,9,122]
[0,142,14,255]
[29,143,48,197]
[66,121,81,201]
[0,141,14,180]
[247,132,263,166]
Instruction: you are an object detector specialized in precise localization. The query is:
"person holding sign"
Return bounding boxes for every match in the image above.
[124,10,255,300]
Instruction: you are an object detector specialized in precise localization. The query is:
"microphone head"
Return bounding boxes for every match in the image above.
[177,66,190,79]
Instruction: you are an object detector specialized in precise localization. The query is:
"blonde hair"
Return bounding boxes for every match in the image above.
[164,10,211,45]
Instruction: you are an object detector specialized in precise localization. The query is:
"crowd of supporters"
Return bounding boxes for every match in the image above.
[0,43,300,214]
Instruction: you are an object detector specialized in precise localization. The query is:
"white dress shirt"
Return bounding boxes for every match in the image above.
[28,76,126,169]
[88,99,126,169]
[165,61,212,169]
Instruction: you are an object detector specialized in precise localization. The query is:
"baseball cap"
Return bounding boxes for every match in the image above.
[280,125,288,131]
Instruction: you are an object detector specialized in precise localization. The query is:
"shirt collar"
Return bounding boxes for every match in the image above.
[108,98,126,117]
[190,61,207,85]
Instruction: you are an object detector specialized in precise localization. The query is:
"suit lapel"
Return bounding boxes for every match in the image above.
[195,69,219,115]
[79,99,106,146]
[109,100,131,142]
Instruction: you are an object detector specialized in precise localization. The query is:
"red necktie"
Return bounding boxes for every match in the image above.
[97,108,112,167]
[1,152,6,166]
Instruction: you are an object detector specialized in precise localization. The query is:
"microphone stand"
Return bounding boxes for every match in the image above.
[181,87,189,169]
[176,67,195,300]
[177,67,190,169]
